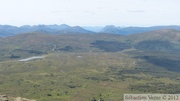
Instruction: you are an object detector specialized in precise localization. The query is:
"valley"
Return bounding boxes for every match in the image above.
[0,28,180,101]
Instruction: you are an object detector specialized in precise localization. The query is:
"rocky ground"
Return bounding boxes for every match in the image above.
[0,95,36,101]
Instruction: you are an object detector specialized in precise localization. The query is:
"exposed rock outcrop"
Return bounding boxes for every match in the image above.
[0,95,8,101]
[13,97,36,101]
[0,95,36,101]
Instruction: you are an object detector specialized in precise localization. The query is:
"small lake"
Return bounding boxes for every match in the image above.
[18,56,45,62]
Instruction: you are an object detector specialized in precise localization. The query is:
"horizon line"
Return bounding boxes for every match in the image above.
[1,24,180,28]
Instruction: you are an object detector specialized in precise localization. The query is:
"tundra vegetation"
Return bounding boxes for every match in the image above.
[0,29,180,101]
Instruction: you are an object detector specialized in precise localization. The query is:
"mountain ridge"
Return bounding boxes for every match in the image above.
[100,25,180,35]
[0,24,94,37]
[2,24,180,37]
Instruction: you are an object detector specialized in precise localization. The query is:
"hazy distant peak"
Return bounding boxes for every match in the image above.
[51,25,94,34]
[60,24,70,27]
[104,25,117,28]
[71,26,84,29]
[20,25,32,28]
[101,25,122,34]
[48,24,71,30]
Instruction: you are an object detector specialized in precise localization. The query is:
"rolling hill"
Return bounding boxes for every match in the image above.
[0,28,180,101]
[0,29,180,61]
[125,29,180,52]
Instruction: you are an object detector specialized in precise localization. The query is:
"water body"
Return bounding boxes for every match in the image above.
[18,56,45,62]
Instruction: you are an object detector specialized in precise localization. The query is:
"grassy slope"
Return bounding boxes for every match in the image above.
[0,51,180,101]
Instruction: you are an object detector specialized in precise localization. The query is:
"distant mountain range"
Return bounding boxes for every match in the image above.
[100,25,180,35]
[0,24,94,37]
[1,24,180,37]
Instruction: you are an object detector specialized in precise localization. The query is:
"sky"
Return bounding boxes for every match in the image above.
[0,0,180,27]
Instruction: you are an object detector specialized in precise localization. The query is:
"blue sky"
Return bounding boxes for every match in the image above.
[0,0,180,26]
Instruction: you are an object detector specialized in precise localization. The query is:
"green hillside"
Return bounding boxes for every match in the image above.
[0,52,180,101]
[0,33,124,61]
[0,29,180,101]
